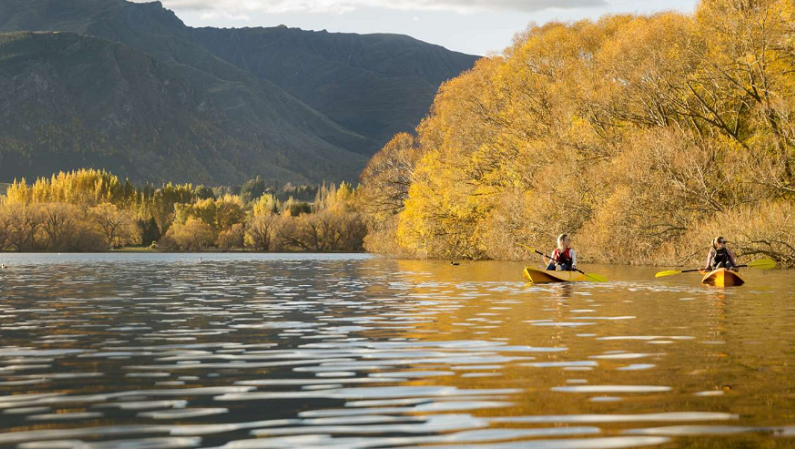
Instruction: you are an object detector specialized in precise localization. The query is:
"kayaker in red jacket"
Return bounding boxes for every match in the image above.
[704,236,739,271]
[545,234,577,271]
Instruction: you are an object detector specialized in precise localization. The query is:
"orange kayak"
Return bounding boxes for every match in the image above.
[700,268,745,287]
[523,267,589,284]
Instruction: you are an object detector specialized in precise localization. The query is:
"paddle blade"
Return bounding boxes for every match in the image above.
[584,272,608,283]
[747,258,777,269]
[521,244,536,253]
[655,270,683,278]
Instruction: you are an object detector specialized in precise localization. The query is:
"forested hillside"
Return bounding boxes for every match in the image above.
[190,26,478,144]
[359,0,795,266]
[0,32,364,185]
[0,0,477,185]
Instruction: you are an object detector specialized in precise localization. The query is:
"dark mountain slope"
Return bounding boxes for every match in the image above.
[190,26,479,143]
[0,0,377,152]
[0,32,367,184]
[0,0,478,184]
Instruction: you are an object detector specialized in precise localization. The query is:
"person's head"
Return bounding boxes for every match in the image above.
[557,234,570,250]
[712,236,727,250]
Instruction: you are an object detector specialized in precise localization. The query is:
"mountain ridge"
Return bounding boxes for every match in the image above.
[0,0,479,184]
[0,31,370,184]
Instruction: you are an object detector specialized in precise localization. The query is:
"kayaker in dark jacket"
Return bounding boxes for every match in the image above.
[704,236,739,271]
[545,234,577,271]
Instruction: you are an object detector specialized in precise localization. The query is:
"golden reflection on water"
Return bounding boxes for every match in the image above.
[0,254,792,449]
[379,260,795,445]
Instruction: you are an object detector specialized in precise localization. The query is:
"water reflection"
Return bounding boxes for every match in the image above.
[0,254,792,448]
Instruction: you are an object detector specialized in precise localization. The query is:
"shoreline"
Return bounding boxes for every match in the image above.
[0,251,783,269]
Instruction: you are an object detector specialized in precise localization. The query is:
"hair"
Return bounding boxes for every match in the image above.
[712,236,725,249]
[557,234,569,250]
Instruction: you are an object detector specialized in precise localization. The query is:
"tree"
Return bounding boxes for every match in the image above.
[252,194,280,216]
[287,202,311,217]
[40,203,76,251]
[90,203,137,248]
[137,218,161,247]
[360,3,795,266]
[0,205,11,251]
[3,204,43,252]
[358,133,422,219]
[240,176,267,202]
[245,214,278,251]
[217,223,245,250]
[194,185,216,200]
[173,195,245,237]
[165,218,215,251]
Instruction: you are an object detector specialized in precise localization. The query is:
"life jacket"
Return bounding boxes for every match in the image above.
[712,247,731,268]
[552,248,573,267]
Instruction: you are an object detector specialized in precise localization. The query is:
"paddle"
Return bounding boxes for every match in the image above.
[521,244,608,283]
[655,258,777,278]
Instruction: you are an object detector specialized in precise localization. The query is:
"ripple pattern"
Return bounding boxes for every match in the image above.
[0,254,793,449]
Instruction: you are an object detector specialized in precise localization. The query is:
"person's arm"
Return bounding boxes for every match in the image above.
[545,249,556,266]
[570,249,577,269]
[705,249,715,270]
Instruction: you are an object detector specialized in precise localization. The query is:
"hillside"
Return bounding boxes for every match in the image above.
[0,0,478,184]
[190,26,479,144]
[0,32,369,184]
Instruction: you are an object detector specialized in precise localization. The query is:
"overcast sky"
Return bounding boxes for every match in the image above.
[135,0,699,55]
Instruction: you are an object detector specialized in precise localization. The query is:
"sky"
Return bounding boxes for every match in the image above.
[134,0,700,55]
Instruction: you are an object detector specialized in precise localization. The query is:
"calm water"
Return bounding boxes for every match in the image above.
[0,253,793,449]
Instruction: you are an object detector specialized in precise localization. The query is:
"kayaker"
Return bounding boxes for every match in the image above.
[545,234,576,271]
[704,236,739,271]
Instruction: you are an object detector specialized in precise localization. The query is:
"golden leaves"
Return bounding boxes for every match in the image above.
[361,0,795,265]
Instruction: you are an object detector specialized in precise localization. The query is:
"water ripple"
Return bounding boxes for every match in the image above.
[0,254,792,449]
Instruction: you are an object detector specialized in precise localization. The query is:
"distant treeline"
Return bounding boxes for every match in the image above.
[0,169,365,252]
[358,0,795,267]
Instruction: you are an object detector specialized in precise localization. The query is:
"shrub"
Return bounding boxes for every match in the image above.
[217,223,245,250]
[165,218,215,251]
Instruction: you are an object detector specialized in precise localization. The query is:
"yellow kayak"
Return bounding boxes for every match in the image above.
[523,267,589,284]
[700,268,745,287]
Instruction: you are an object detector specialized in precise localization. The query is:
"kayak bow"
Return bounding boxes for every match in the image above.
[700,268,745,287]
[523,267,591,284]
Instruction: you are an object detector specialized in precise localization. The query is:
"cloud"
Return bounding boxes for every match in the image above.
[133,0,608,15]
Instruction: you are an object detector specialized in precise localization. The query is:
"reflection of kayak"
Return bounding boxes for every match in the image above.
[700,268,745,287]
[523,267,589,284]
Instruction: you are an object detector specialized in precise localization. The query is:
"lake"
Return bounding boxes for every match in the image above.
[0,253,793,449]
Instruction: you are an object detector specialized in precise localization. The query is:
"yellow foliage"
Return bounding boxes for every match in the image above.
[360,1,795,266]
[163,218,215,251]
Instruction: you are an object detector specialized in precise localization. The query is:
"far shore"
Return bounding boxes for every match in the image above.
[1,250,782,270]
[0,247,368,255]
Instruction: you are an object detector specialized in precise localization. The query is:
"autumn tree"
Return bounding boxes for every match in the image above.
[217,223,245,250]
[90,203,138,248]
[2,204,43,252]
[360,1,795,266]
[245,214,278,251]
[164,218,215,251]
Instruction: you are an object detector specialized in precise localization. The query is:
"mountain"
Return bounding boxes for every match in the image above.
[189,26,478,144]
[0,31,368,184]
[0,0,479,185]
